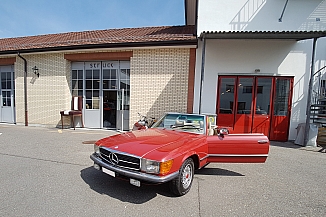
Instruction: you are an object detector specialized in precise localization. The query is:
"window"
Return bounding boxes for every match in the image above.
[103,69,117,90]
[85,69,100,109]
[72,70,83,97]
[242,86,252,93]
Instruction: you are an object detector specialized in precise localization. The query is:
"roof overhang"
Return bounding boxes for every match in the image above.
[200,31,326,41]
[0,39,197,55]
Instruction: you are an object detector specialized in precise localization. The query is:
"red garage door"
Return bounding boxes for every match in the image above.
[217,76,293,141]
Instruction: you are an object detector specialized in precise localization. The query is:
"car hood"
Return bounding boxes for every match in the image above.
[96,128,204,159]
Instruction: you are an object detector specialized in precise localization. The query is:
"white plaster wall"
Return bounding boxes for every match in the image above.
[194,38,326,140]
[198,0,326,33]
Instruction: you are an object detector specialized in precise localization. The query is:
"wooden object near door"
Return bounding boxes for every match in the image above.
[60,96,84,130]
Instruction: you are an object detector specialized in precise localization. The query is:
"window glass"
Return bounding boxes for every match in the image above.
[219,78,235,114]
[93,70,100,79]
[86,70,92,79]
[237,78,253,114]
[72,70,77,79]
[111,69,117,79]
[72,69,83,97]
[256,78,272,115]
[274,79,290,116]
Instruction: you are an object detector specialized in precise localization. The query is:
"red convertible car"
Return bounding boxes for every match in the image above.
[90,113,269,196]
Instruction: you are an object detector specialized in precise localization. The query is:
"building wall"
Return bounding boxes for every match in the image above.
[195,0,326,141]
[15,53,71,126]
[193,38,326,140]
[197,0,326,33]
[130,48,190,128]
[10,47,191,128]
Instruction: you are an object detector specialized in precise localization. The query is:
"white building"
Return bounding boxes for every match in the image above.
[186,0,326,143]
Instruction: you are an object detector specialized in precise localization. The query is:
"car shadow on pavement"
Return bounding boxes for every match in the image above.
[80,167,177,203]
[195,167,244,176]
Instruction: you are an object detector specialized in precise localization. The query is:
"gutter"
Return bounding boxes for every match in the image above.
[17,53,28,126]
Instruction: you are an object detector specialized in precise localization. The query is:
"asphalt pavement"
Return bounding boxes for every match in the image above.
[0,124,325,217]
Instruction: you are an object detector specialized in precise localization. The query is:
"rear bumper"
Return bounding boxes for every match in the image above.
[90,153,178,183]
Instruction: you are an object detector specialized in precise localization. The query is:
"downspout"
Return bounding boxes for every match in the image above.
[17,53,28,126]
[199,35,206,114]
[304,37,318,146]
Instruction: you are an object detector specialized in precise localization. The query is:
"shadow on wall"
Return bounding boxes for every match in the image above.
[230,0,325,31]
[147,74,188,118]
[131,73,188,126]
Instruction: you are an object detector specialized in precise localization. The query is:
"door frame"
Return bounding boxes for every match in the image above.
[216,75,293,141]
[0,66,15,123]
[71,61,130,129]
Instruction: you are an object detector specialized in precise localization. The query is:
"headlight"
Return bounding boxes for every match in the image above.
[141,159,160,174]
[94,144,100,155]
[141,159,173,175]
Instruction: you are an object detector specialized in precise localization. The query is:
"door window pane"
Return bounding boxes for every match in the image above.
[71,70,83,97]
[256,78,272,115]
[103,69,117,90]
[274,79,290,116]
[2,91,11,106]
[237,78,253,114]
[219,78,235,114]
[85,69,100,110]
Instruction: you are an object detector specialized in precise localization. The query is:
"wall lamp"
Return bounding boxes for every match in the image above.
[32,66,39,77]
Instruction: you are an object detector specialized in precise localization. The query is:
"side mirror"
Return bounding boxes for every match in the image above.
[219,128,229,136]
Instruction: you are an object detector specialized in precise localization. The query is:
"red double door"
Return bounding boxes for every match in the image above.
[217,76,293,141]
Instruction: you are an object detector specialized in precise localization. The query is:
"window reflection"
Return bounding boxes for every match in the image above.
[274,79,290,116]
[237,78,253,114]
[219,78,235,114]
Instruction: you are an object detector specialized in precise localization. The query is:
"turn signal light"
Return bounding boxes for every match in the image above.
[160,160,173,175]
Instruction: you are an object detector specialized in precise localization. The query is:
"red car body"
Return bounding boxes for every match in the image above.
[90,113,269,196]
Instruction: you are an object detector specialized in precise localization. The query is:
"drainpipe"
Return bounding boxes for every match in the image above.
[17,53,28,126]
[199,35,206,114]
[304,37,318,146]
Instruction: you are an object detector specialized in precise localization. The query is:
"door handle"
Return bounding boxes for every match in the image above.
[258,140,269,144]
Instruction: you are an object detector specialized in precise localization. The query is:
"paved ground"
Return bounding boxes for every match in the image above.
[0,124,325,217]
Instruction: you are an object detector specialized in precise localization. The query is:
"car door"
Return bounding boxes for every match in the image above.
[206,134,269,163]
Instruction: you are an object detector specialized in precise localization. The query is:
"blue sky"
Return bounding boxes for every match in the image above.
[0,0,185,38]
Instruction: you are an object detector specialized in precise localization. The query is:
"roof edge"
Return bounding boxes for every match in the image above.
[200,30,326,41]
[0,39,198,55]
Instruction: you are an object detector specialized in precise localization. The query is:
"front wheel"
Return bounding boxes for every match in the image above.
[169,158,194,196]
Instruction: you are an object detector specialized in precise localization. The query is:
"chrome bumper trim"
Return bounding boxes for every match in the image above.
[90,154,179,183]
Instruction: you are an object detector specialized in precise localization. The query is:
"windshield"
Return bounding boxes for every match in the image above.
[151,113,205,134]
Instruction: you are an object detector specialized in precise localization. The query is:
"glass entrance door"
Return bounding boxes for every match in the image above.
[71,61,130,129]
[252,77,272,136]
[269,78,293,141]
[0,67,15,123]
[234,77,254,133]
[103,91,117,128]
[84,63,101,128]
[116,64,130,131]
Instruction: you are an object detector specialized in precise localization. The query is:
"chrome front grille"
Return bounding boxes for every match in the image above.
[99,147,140,171]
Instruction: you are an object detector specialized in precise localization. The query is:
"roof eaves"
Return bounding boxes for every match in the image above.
[0,39,198,55]
[200,30,326,41]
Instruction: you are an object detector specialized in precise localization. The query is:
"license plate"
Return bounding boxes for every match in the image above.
[102,168,115,177]
[130,178,141,187]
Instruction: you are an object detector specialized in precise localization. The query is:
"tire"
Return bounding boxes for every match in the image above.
[169,158,194,196]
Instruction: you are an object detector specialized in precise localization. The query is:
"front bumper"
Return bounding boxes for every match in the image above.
[90,153,178,183]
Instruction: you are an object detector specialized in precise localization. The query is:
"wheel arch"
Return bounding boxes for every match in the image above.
[182,153,200,170]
